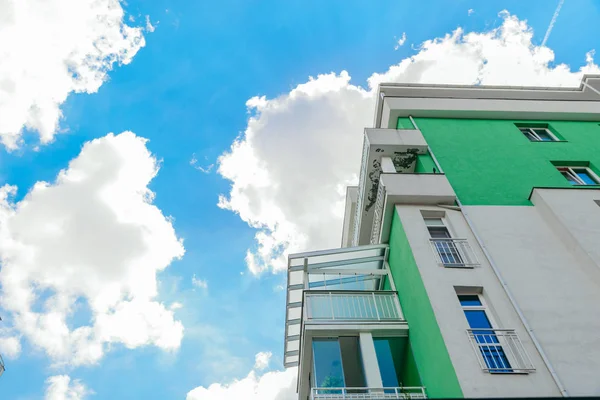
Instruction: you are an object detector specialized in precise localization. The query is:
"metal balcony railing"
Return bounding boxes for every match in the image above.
[467,329,535,373]
[311,387,427,400]
[429,238,479,267]
[304,291,403,322]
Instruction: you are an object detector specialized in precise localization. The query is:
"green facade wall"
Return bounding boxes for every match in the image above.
[397,117,415,130]
[415,153,437,174]
[415,118,600,205]
[388,210,463,398]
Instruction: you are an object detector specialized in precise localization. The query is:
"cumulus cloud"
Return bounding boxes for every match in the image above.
[0,335,21,359]
[0,0,145,149]
[0,132,185,365]
[217,10,600,275]
[187,359,296,400]
[191,274,208,289]
[45,375,89,400]
[145,15,157,33]
[468,8,475,16]
[254,351,272,370]
[394,32,407,50]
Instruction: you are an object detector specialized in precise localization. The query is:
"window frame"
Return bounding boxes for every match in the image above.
[517,126,559,142]
[556,166,600,186]
[458,293,518,374]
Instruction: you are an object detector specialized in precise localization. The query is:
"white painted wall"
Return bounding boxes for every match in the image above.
[466,195,600,396]
[396,205,561,398]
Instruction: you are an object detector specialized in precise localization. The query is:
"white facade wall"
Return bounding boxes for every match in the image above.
[465,189,600,396]
[395,204,561,398]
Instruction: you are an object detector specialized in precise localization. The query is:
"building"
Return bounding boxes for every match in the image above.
[283,75,600,399]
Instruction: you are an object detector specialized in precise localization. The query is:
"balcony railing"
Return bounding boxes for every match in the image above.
[0,354,4,378]
[429,238,479,267]
[467,329,535,373]
[311,387,426,400]
[304,291,403,322]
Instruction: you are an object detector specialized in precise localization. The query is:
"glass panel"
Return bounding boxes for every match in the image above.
[374,338,405,388]
[481,345,512,373]
[424,218,444,227]
[560,170,579,185]
[308,274,379,291]
[313,340,345,390]
[519,128,538,141]
[458,295,482,307]
[428,227,451,238]
[339,337,366,389]
[434,240,463,265]
[533,129,554,141]
[574,168,598,185]
[464,310,492,329]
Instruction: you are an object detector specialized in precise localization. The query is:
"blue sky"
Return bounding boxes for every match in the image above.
[0,0,599,399]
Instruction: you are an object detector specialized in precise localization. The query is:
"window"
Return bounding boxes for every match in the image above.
[313,338,366,393]
[373,338,404,389]
[425,218,464,266]
[517,126,558,142]
[557,166,600,185]
[458,294,512,373]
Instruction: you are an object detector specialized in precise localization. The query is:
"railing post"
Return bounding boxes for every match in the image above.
[329,292,335,320]
[373,292,380,320]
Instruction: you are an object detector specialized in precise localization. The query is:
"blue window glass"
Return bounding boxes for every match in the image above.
[560,170,579,185]
[373,339,400,388]
[574,169,598,185]
[458,295,481,307]
[313,340,345,390]
[459,297,512,373]
[533,129,554,141]
[464,310,492,329]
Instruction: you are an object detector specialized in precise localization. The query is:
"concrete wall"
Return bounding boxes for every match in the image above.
[395,205,561,398]
[466,196,600,396]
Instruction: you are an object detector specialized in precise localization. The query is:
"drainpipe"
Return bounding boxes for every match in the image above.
[411,114,568,396]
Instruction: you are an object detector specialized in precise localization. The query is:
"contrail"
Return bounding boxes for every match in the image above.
[541,0,565,47]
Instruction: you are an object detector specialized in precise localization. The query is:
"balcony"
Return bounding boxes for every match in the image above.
[429,238,479,267]
[311,387,427,400]
[467,329,535,373]
[304,291,403,323]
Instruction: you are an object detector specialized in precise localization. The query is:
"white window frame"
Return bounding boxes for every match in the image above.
[424,217,453,237]
[458,293,497,325]
[518,126,558,142]
[458,293,519,373]
[557,166,600,185]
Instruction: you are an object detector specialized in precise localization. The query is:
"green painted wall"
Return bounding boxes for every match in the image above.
[388,211,463,398]
[415,153,437,174]
[397,117,415,129]
[401,342,422,388]
[415,118,600,205]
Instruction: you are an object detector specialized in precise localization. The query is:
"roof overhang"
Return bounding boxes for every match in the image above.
[374,74,600,128]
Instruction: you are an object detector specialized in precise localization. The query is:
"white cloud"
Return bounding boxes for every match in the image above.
[0,132,185,365]
[187,361,296,400]
[191,275,208,289]
[468,8,475,16]
[253,351,272,370]
[0,0,145,149]
[0,335,21,359]
[394,32,407,50]
[190,153,215,174]
[218,10,600,275]
[145,15,157,33]
[45,375,89,400]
